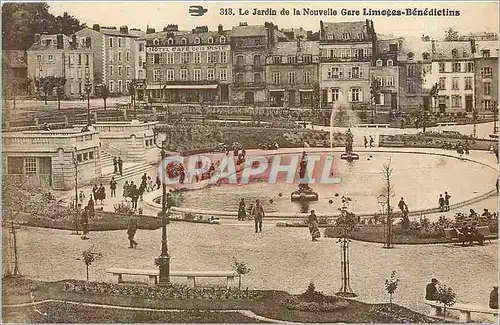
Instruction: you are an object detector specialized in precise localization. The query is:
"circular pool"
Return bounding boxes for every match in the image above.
[164,150,497,215]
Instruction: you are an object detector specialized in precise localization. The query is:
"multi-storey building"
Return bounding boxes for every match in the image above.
[318,20,376,110]
[27,33,95,98]
[473,40,498,112]
[76,25,144,95]
[143,24,231,104]
[370,39,400,111]
[425,41,475,113]
[397,37,432,111]
[231,22,285,106]
[266,38,319,108]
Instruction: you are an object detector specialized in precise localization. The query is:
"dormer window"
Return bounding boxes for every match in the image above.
[194,37,201,44]
[153,38,160,46]
[357,32,364,40]
[482,49,491,58]
[327,33,334,40]
[451,49,458,58]
[220,36,226,44]
[407,52,414,60]
[376,59,383,67]
[387,59,393,66]
[167,38,174,45]
[422,52,430,60]
[181,37,188,45]
[208,36,214,44]
[342,32,350,40]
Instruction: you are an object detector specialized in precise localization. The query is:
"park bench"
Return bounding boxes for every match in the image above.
[106,267,239,288]
[354,123,389,128]
[424,300,498,322]
[437,122,458,127]
[443,226,496,244]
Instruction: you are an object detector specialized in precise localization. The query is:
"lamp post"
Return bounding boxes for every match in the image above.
[472,109,478,138]
[71,148,80,235]
[153,128,172,286]
[84,71,92,126]
[493,101,498,134]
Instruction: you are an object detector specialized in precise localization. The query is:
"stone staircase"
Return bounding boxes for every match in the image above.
[99,150,156,183]
[100,151,115,169]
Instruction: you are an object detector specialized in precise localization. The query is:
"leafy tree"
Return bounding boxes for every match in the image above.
[436,283,457,320]
[80,246,103,281]
[98,84,110,110]
[385,270,399,313]
[335,196,358,236]
[444,28,459,41]
[429,83,439,113]
[231,257,251,290]
[55,77,67,109]
[370,77,382,124]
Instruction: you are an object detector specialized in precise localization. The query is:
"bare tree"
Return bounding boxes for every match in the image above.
[381,160,394,248]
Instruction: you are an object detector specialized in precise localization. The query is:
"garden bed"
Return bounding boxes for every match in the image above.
[380,134,496,151]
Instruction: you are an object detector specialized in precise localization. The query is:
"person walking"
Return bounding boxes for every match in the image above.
[110,177,117,198]
[87,196,95,219]
[131,184,139,210]
[369,135,374,148]
[364,136,368,148]
[81,206,90,240]
[123,181,130,201]
[308,210,321,241]
[444,191,451,211]
[127,213,138,249]
[113,157,118,174]
[118,157,123,176]
[251,199,265,233]
[238,198,246,221]
[98,184,106,205]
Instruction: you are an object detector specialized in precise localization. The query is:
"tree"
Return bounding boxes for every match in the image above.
[370,77,382,124]
[80,246,102,281]
[429,83,439,114]
[98,84,110,110]
[335,196,358,237]
[381,160,395,248]
[444,28,459,41]
[231,257,251,290]
[436,284,457,320]
[385,270,399,313]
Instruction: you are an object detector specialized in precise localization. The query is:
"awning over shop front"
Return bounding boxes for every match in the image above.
[146,84,218,90]
[269,89,285,92]
[299,89,314,92]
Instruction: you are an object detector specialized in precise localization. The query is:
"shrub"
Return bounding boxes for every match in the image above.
[114,201,133,214]
[284,281,348,312]
[232,257,251,290]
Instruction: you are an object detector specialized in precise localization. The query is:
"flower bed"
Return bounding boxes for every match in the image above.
[379,133,496,151]
[62,280,261,300]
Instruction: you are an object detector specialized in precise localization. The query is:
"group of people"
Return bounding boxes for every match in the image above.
[452,223,485,246]
[122,173,154,210]
[438,192,451,212]
[91,184,107,205]
[363,135,375,148]
[112,157,124,176]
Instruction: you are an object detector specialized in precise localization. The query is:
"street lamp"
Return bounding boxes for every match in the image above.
[84,71,92,126]
[493,101,498,134]
[71,148,81,235]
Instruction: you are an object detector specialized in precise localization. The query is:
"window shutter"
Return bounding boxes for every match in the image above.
[327,69,332,79]
[348,89,352,102]
[359,90,363,102]
[359,68,364,78]
[379,93,384,105]
[339,69,343,78]
[348,69,352,78]
[327,88,332,102]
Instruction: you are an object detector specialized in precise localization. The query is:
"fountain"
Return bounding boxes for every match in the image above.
[290,151,319,202]
[341,128,359,161]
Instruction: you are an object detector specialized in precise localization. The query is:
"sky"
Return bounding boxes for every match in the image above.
[46,1,499,39]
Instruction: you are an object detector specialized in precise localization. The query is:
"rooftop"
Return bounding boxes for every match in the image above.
[432,40,473,59]
[231,25,267,37]
[271,40,319,56]
[320,20,372,41]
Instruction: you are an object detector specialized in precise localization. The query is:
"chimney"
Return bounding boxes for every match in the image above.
[218,24,223,33]
[319,21,324,38]
[92,24,100,32]
[34,33,41,44]
[120,26,128,34]
[146,28,156,34]
[297,37,302,52]
[56,34,64,49]
[470,39,476,53]
[72,34,77,49]
[431,40,436,54]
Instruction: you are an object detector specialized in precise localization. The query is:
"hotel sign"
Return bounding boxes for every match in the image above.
[147,45,230,53]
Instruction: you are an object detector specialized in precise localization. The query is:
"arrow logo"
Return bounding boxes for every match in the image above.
[189,5,208,17]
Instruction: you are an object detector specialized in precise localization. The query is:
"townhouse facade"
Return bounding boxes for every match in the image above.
[143,25,232,104]
[27,33,95,98]
[266,39,319,108]
[473,40,498,112]
[318,20,376,110]
[370,39,400,111]
[75,25,144,95]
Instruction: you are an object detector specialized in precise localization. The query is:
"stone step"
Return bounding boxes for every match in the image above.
[100,163,155,182]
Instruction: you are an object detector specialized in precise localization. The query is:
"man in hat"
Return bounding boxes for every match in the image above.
[127,213,138,249]
[251,199,265,233]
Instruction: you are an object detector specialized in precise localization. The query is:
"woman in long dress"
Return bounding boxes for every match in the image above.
[308,210,321,241]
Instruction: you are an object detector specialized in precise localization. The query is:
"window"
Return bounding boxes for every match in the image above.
[237,55,244,66]
[208,37,214,44]
[237,73,244,83]
[76,154,82,163]
[350,66,361,78]
[439,62,445,73]
[180,69,188,81]
[452,62,461,72]
[327,67,342,79]
[167,52,174,64]
[342,32,350,40]
[357,32,364,40]
[386,76,394,87]
[288,72,296,84]
[482,50,491,58]
[466,62,474,73]
[220,68,227,80]
[376,76,383,85]
[167,38,174,45]
[327,33,334,40]
[288,56,297,64]
[139,43,145,51]
[422,52,430,60]
[304,71,311,84]
[153,54,160,64]
[482,67,493,78]
[118,51,122,62]
[153,39,160,46]
[207,52,217,64]
[407,52,414,60]
[193,69,201,81]
[207,68,214,80]
[166,69,174,81]
[407,81,415,93]
[464,77,472,90]
[253,55,261,66]
[48,54,54,62]
[181,52,190,64]
[220,36,226,44]
[451,49,458,58]
[350,88,360,102]
[118,80,123,93]
[85,54,89,65]
[109,37,114,48]
[254,73,261,83]
[126,66,130,77]
[438,77,446,90]
[406,64,415,77]
[331,88,339,101]
[484,100,492,110]
[303,55,312,63]
[376,59,383,67]
[37,54,42,62]
[194,37,201,44]
[194,52,201,63]
[153,69,160,82]
[7,157,23,174]
[452,77,459,90]
[387,59,393,66]
[220,51,228,63]
[126,81,130,92]
[273,56,281,64]
[117,66,122,76]
[118,37,123,48]
[451,95,461,108]
[89,151,94,160]
[484,81,491,95]
[24,158,36,176]
[181,38,188,45]
[273,72,281,84]
[109,66,113,76]
[126,51,130,62]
